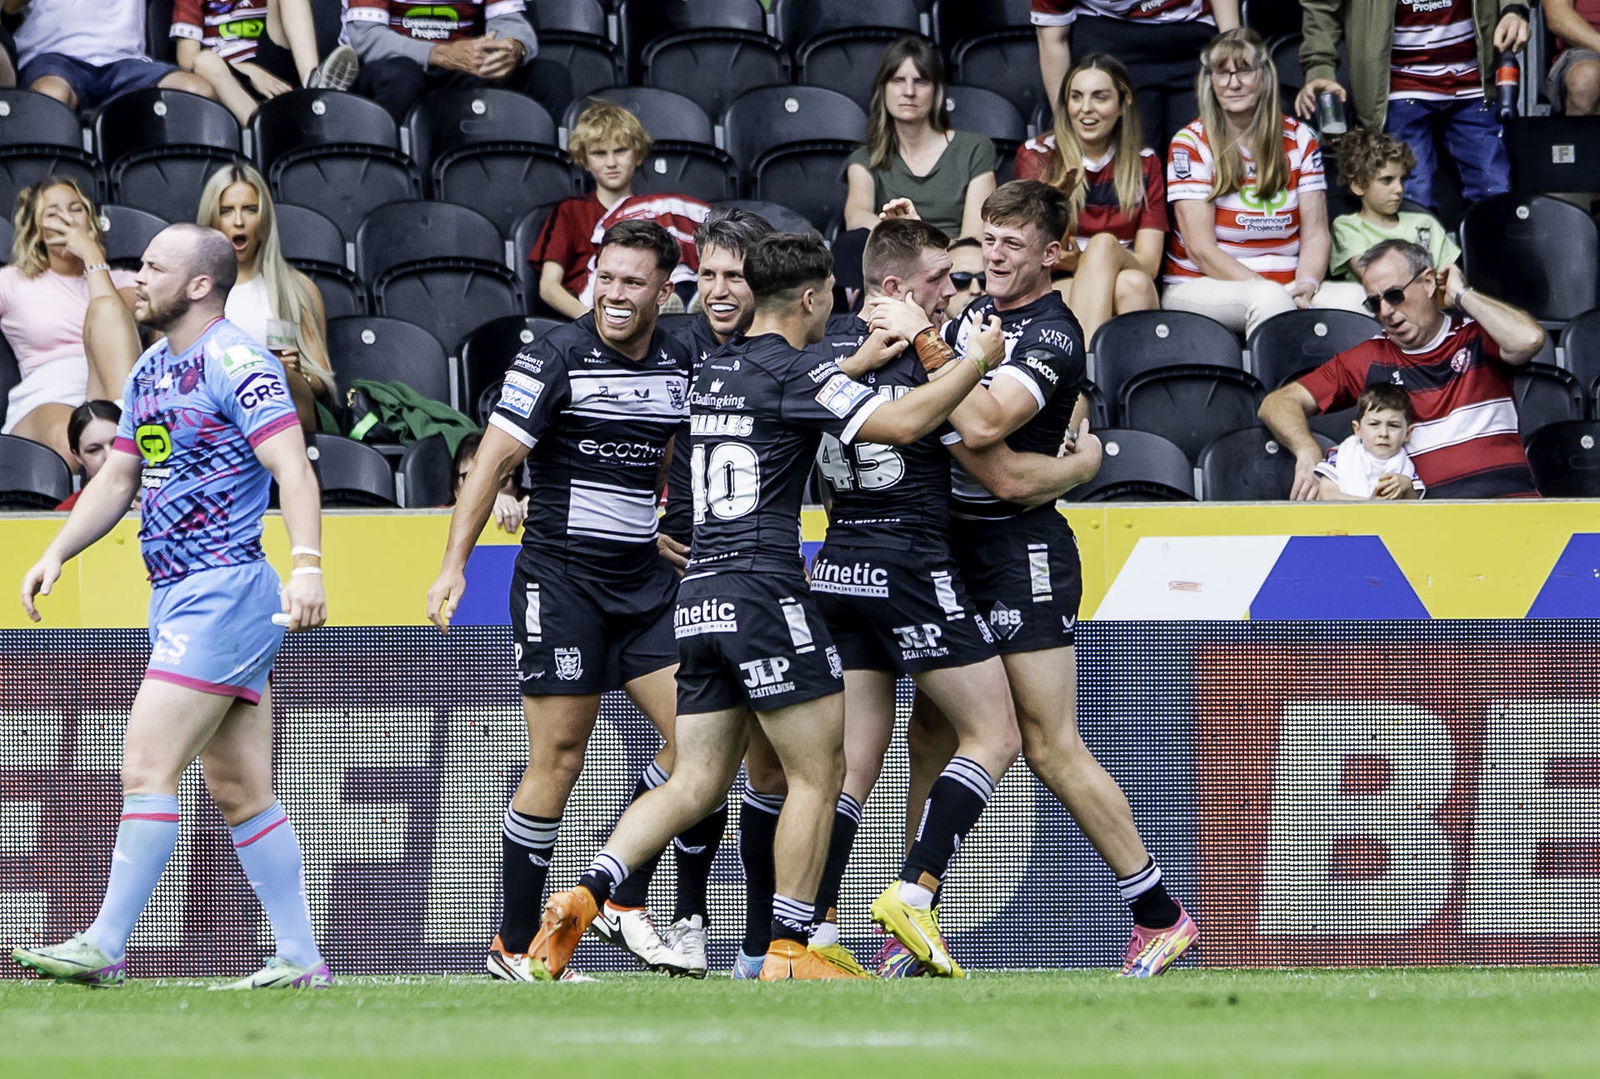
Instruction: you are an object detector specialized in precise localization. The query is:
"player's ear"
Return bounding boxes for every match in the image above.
[1041,236,1062,272]
[655,272,673,308]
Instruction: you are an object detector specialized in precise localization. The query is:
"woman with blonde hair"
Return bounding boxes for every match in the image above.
[0,176,138,464]
[197,161,335,429]
[1015,53,1166,341]
[1162,28,1337,337]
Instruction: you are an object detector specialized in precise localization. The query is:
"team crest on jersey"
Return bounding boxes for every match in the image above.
[1172,148,1192,179]
[219,344,269,376]
[825,645,843,680]
[666,377,687,412]
[815,372,874,418]
[554,647,583,680]
[1450,347,1471,373]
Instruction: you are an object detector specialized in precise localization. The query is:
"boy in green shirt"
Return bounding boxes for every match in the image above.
[1330,130,1461,280]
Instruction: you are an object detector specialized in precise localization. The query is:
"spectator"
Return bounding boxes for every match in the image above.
[1311,384,1424,500]
[527,101,708,321]
[172,1,359,126]
[1032,1,1240,150]
[1015,53,1164,341]
[12,0,216,112]
[1323,128,1459,311]
[946,237,988,320]
[0,177,139,465]
[1297,0,1528,214]
[1259,238,1543,500]
[1546,0,1600,115]
[196,162,336,431]
[1163,29,1336,338]
[54,399,120,511]
[451,429,526,532]
[345,0,572,124]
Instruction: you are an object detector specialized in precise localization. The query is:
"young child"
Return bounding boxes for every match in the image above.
[527,100,707,319]
[1314,384,1424,501]
[1329,130,1460,282]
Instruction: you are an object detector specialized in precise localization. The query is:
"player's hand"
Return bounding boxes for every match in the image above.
[854,326,909,373]
[278,572,327,632]
[1372,472,1408,500]
[239,62,293,99]
[20,555,62,622]
[877,197,921,221]
[1060,416,1100,459]
[968,312,1004,370]
[427,567,467,633]
[657,532,689,571]
[1294,77,1346,121]
[1289,451,1324,501]
[1493,12,1529,52]
[866,293,932,342]
[493,492,528,533]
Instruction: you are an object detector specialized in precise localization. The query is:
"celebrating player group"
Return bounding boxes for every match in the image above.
[13,181,1195,989]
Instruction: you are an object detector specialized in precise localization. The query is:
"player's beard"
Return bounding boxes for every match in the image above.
[139,291,192,333]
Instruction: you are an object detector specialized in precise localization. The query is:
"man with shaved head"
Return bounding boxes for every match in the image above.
[14,224,332,989]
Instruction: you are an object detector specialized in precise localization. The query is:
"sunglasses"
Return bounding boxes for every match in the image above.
[1361,269,1426,315]
[950,272,986,289]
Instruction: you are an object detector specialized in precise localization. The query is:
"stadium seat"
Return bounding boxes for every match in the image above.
[933,0,1044,119]
[1561,307,1600,398]
[1460,194,1599,325]
[0,433,72,510]
[1246,309,1381,389]
[780,0,923,111]
[307,433,396,508]
[1119,367,1266,464]
[397,433,455,509]
[250,91,421,239]
[1503,117,1600,196]
[710,199,814,235]
[276,203,365,319]
[944,85,1027,183]
[458,315,564,423]
[0,333,19,430]
[0,90,106,210]
[511,203,558,316]
[1526,419,1600,496]
[1090,310,1243,405]
[645,34,789,125]
[1079,378,1112,430]
[97,204,168,269]
[721,86,870,231]
[0,217,12,262]
[1244,0,1302,41]
[1199,426,1334,502]
[620,0,779,88]
[527,0,625,99]
[564,88,737,203]
[94,88,241,221]
[326,316,452,408]
[1511,363,1587,441]
[355,202,522,359]
[1065,428,1195,502]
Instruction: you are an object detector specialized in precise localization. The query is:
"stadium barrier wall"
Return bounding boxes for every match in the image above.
[2,506,1597,974]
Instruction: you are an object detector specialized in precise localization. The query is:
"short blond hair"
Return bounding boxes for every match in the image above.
[567,100,652,165]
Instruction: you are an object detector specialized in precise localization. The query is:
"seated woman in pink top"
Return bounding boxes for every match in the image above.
[0,177,138,463]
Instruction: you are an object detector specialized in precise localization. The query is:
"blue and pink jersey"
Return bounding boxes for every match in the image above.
[113,318,299,585]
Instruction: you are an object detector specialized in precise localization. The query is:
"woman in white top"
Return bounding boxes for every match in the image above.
[196,162,335,429]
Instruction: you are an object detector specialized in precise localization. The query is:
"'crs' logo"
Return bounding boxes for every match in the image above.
[135,423,173,466]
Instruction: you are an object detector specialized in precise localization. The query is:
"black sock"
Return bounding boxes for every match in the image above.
[672,800,727,923]
[1117,858,1181,929]
[609,762,669,908]
[901,757,994,885]
[499,807,559,952]
[814,793,862,919]
[770,893,814,947]
[576,850,629,909]
[738,788,784,956]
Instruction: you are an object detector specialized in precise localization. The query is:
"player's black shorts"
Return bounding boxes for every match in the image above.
[674,570,843,714]
[810,544,996,674]
[508,551,678,696]
[950,509,1083,655]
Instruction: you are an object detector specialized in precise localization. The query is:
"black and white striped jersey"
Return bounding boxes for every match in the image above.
[489,315,691,581]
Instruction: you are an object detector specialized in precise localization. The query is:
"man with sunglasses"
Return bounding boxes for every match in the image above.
[947,238,989,320]
[1260,237,1543,499]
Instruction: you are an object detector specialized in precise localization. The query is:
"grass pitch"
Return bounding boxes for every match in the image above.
[2,968,1597,1078]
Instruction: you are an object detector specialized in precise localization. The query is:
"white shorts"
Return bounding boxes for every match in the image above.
[1,353,87,434]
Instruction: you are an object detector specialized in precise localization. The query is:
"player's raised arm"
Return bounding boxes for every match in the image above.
[854,315,1003,446]
[952,417,1104,508]
[19,449,141,622]
[427,423,530,632]
[253,425,327,632]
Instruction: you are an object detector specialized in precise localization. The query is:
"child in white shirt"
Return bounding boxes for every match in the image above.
[1313,384,1424,500]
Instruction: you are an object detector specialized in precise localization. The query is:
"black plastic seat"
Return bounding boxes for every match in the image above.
[458,315,565,423]
[326,316,452,406]
[0,334,21,430]
[1461,194,1599,324]
[0,433,73,510]
[1119,366,1267,464]
[250,90,421,239]
[307,432,396,508]
[1091,310,1243,405]
[355,201,522,355]
[97,204,168,268]
[1199,426,1334,501]
[620,0,779,92]
[1526,419,1600,496]
[644,30,789,123]
[721,86,870,231]
[276,202,364,319]
[1559,307,1600,397]
[1247,308,1382,390]
[1065,428,1195,502]
[397,433,455,508]
[565,87,737,203]
[95,88,242,220]
[943,85,1027,181]
[527,0,623,99]
[780,0,923,111]
[511,203,559,316]
[933,0,1043,119]
[0,90,106,210]
[407,89,573,234]
[1512,362,1587,441]
[0,217,12,263]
